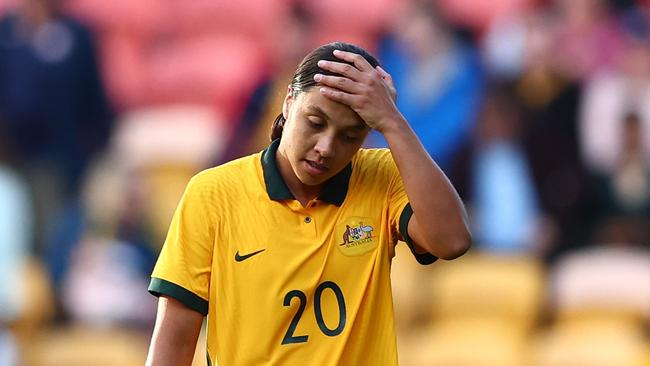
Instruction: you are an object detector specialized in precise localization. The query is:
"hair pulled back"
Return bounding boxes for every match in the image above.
[270,42,380,141]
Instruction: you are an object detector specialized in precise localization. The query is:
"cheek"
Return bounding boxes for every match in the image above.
[289,123,319,150]
[283,127,312,160]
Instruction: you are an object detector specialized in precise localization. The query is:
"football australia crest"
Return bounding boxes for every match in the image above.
[337,217,378,256]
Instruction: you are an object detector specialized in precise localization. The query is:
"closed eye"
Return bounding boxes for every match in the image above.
[308,117,325,129]
[342,134,361,143]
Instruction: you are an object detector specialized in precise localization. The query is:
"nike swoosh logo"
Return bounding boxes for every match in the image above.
[235,249,266,262]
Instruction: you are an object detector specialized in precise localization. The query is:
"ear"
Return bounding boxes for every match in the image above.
[282,85,293,119]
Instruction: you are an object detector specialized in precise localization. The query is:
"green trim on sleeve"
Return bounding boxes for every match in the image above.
[399,203,438,265]
[148,278,209,315]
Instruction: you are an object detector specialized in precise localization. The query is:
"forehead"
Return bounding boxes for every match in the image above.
[295,89,367,129]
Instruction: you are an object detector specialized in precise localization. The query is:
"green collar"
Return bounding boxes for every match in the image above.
[261,139,352,206]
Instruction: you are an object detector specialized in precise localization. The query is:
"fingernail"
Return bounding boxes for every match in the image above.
[320,87,327,93]
[314,74,322,81]
[317,60,326,67]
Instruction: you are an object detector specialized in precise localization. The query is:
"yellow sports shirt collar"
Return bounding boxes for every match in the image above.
[261,139,352,206]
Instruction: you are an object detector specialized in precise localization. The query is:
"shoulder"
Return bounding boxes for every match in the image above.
[353,148,396,172]
[187,152,263,198]
[351,148,398,185]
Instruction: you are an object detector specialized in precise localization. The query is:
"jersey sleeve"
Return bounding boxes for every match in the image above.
[148,174,216,315]
[385,152,438,265]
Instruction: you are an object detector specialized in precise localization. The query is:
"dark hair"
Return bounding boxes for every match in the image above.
[270,42,380,141]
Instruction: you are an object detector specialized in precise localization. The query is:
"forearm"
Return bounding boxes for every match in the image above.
[382,116,471,259]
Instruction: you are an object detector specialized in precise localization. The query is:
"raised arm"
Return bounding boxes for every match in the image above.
[376,113,471,259]
[314,50,471,259]
[145,296,204,366]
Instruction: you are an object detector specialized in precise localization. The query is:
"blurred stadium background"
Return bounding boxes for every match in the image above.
[1,0,649,364]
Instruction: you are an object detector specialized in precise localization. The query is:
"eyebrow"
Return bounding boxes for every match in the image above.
[306,105,330,120]
[306,105,367,131]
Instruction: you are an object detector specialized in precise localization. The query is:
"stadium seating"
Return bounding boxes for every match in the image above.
[403,319,529,366]
[26,326,148,366]
[97,33,149,111]
[0,0,16,15]
[549,246,650,326]
[531,321,648,366]
[393,253,545,365]
[391,243,434,335]
[528,246,650,366]
[112,104,228,172]
[167,0,290,44]
[304,0,404,52]
[10,258,55,356]
[66,0,273,116]
[428,253,545,336]
[304,0,403,34]
[145,35,268,118]
[65,0,172,35]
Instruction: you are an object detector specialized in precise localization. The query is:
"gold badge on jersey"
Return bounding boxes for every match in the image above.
[336,217,378,256]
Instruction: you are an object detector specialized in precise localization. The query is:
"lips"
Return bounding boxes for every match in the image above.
[304,159,329,175]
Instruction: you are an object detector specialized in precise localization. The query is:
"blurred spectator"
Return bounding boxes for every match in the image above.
[0,129,31,366]
[513,12,597,259]
[0,328,19,366]
[552,0,625,81]
[580,20,650,174]
[590,111,650,245]
[437,0,538,36]
[594,112,650,215]
[45,155,156,322]
[0,0,112,253]
[482,12,530,80]
[61,236,157,327]
[451,86,541,254]
[366,0,484,171]
[0,130,30,332]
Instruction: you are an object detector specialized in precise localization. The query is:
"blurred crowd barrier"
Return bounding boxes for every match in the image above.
[0,0,649,365]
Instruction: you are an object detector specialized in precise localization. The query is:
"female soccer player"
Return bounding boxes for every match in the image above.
[145,42,471,366]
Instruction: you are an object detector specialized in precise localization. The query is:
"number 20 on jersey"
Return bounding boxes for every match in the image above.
[282,281,346,345]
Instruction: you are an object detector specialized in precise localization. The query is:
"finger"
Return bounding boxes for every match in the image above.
[376,66,397,101]
[376,66,393,85]
[314,74,363,95]
[317,60,362,81]
[319,86,361,106]
[333,49,373,72]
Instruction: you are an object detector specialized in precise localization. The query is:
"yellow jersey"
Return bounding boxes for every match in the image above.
[149,139,436,365]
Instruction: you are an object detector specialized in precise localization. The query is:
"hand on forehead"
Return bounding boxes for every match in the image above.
[312,49,399,132]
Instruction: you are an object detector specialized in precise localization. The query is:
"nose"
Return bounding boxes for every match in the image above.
[314,134,335,159]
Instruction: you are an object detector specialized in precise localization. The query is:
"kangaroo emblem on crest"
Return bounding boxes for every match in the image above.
[341,225,352,245]
[340,222,374,246]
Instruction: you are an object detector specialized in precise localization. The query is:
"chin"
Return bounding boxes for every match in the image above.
[297,173,327,186]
